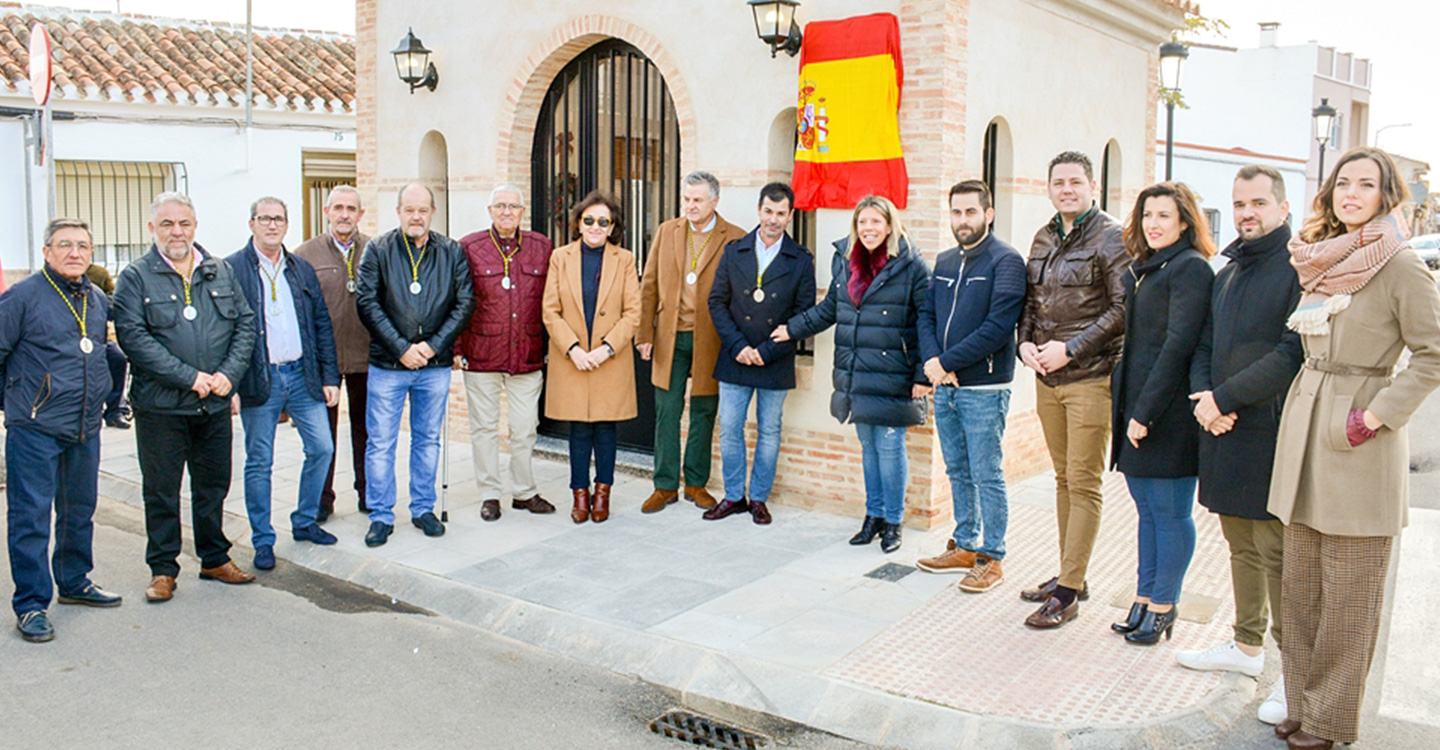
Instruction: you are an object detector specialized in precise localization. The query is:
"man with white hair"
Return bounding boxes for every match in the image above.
[636,171,747,513]
[113,192,258,602]
[455,185,554,521]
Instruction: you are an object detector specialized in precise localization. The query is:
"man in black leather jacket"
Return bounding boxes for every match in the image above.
[354,183,474,547]
[113,192,258,602]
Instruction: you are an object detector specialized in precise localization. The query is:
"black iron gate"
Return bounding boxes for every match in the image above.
[532,39,681,452]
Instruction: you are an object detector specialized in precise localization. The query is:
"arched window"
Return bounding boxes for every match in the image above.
[418,131,449,236]
[1101,140,1122,213]
[981,118,1014,240]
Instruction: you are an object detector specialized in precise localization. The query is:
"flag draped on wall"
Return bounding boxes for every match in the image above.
[792,13,907,210]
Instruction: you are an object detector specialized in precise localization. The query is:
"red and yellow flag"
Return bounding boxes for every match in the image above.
[793,13,907,210]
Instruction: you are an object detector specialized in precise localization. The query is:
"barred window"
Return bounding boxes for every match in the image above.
[54,160,187,272]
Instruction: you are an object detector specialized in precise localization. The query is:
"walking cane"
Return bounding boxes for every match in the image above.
[441,398,451,523]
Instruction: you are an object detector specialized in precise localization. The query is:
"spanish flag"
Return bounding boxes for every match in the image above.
[793,13,907,210]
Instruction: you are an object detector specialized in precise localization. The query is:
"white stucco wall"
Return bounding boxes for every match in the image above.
[0,107,354,279]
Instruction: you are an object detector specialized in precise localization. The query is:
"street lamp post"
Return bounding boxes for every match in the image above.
[1159,41,1189,181]
[1312,98,1337,183]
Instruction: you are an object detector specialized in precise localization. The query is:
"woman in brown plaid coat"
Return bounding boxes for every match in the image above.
[1267,147,1440,749]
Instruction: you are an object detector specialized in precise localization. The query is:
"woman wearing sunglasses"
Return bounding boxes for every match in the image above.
[541,191,641,523]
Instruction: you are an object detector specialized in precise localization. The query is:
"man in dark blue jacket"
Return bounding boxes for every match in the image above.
[227,197,342,572]
[705,183,816,525]
[916,180,1027,594]
[0,218,122,642]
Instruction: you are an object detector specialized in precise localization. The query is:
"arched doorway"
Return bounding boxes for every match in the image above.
[419,130,449,236]
[532,38,681,452]
[531,39,681,265]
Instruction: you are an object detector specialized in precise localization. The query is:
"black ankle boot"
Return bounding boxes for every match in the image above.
[1111,602,1148,634]
[850,516,883,545]
[1125,607,1177,645]
[880,522,902,553]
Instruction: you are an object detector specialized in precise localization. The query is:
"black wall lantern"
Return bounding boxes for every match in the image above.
[749,0,803,58]
[392,28,439,93]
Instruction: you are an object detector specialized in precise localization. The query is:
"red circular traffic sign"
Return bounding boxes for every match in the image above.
[28,23,52,106]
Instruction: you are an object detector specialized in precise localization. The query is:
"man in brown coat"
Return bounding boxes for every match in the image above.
[637,171,748,513]
[1015,151,1130,630]
[294,185,371,522]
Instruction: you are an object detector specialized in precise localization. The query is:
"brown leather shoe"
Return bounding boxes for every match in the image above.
[591,483,611,523]
[702,498,750,521]
[145,576,177,603]
[1275,720,1301,740]
[917,540,976,573]
[481,499,501,522]
[571,488,591,524]
[751,501,772,525]
[1024,595,1078,629]
[1019,576,1089,602]
[512,495,556,514]
[1286,730,1333,750]
[198,561,256,585]
[685,486,718,509]
[641,489,679,513]
[958,557,1004,593]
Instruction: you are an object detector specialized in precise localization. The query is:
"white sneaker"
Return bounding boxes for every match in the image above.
[1257,674,1287,725]
[1175,640,1265,677]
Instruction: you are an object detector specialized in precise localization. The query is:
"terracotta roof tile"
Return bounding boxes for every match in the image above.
[0,3,353,112]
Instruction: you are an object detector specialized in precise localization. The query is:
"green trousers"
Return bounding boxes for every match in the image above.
[653,331,718,490]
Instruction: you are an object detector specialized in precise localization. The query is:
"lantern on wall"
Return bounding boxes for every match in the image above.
[392,28,439,93]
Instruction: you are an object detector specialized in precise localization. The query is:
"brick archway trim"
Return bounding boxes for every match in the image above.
[496,15,697,198]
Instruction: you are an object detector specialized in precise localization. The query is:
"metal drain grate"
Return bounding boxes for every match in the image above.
[649,710,769,749]
[864,562,916,582]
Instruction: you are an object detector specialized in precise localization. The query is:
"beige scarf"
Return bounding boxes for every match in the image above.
[1286,207,1410,335]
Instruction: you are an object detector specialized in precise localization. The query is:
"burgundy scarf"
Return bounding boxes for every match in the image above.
[848,242,889,305]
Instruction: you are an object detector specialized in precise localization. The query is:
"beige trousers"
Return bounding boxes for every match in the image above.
[1034,377,1111,590]
[463,370,543,501]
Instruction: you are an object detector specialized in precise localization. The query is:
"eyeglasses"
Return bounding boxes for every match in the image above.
[491,203,524,212]
[52,240,93,253]
[581,216,613,227]
[252,215,288,226]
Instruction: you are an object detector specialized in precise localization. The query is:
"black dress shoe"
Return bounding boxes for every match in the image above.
[849,516,883,545]
[1125,607,1178,645]
[316,505,333,524]
[412,512,446,537]
[364,521,394,547]
[1111,602,1148,633]
[702,499,750,521]
[880,522,902,553]
[57,583,123,608]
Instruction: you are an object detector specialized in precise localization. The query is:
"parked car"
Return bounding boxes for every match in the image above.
[1412,234,1440,270]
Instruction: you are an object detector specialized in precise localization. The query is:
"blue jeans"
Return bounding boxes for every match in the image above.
[1126,475,1198,606]
[239,362,334,547]
[934,387,1011,559]
[365,365,450,525]
[5,425,100,616]
[855,422,908,524]
[568,421,618,490]
[718,382,788,503]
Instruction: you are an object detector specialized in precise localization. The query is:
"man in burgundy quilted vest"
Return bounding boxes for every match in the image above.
[456,186,555,521]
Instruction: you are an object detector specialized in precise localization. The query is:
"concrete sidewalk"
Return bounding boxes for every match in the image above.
[93,416,1264,749]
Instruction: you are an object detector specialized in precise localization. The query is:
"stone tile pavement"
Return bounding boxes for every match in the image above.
[93,416,1258,748]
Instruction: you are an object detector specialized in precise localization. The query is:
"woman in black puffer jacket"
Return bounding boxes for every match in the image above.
[774,195,933,552]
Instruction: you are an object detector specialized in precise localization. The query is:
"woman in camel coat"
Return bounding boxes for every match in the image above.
[542,191,640,524]
[1268,147,1440,750]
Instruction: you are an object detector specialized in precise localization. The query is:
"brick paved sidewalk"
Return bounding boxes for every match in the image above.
[93,414,1256,748]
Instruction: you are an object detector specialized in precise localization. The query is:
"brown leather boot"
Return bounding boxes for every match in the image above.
[591,483,612,522]
[571,488,591,524]
[641,489,678,513]
[685,486,718,509]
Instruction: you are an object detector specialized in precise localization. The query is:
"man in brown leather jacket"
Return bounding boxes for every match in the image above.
[1016,151,1130,630]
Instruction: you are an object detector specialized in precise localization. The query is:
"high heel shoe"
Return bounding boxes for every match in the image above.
[1111,602,1148,633]
[1125,607,1177,645]
[591,483,611,523]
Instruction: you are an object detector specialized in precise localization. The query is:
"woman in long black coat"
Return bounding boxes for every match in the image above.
[1109,182,1215,645]
[773,195,932,553]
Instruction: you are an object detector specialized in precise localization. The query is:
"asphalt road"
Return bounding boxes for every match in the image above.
[0,494,864,750]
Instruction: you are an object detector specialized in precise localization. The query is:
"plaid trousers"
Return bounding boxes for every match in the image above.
[1281,522,1393,744]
